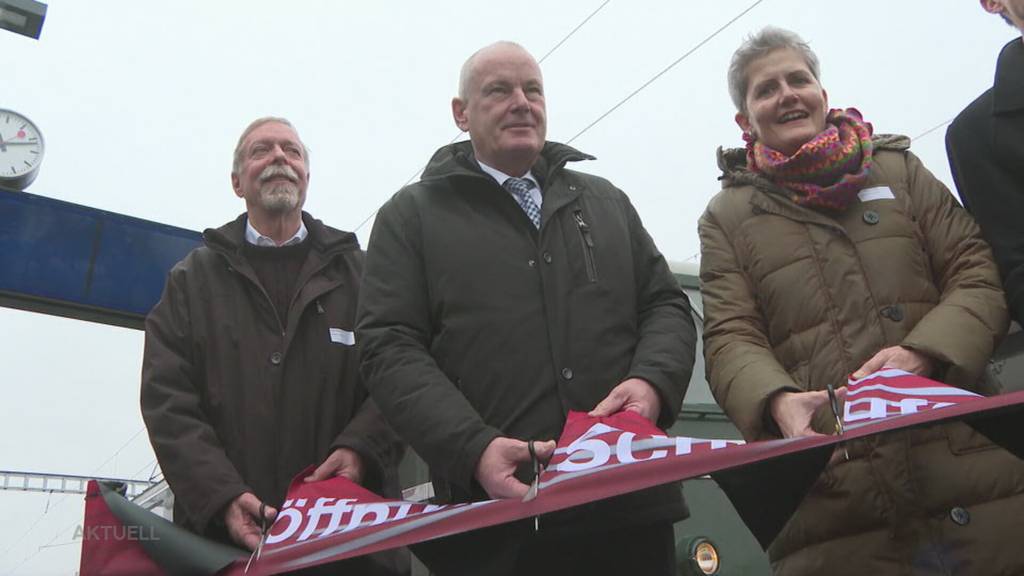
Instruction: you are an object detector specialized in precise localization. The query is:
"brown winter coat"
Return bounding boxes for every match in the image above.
[699,135,1024,575]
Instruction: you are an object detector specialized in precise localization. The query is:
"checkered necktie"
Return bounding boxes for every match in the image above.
[503,177,541,229]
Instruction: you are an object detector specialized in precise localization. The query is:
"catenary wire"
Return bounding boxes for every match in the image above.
[567,0,765,144]
[0,427,148,571]
[353,0,614,234]
[911,118,954,142]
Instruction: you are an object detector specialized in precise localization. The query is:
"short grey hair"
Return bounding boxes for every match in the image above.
[457,40,531,101]
[727,27,821,113]
[232,116,310,175]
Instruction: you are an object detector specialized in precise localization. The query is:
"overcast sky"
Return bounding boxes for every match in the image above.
[1,1,1017,573]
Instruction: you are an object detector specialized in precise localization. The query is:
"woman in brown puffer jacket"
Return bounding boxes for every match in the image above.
[699,26,1024,575]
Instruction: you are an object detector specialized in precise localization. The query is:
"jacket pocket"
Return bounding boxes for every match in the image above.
[573,209,598,283]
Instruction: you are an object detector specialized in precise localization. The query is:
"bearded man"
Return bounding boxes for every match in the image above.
[141,117,406,574]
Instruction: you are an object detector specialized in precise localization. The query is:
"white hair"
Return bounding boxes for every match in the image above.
[231,116,310,175]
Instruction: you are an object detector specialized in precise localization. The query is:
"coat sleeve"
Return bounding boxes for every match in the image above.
[140,264,250,535]
[698,208,801,441]
[900,150,1009,389]
[357,194,502,492]
[622,197,697,429]
[330,396,404,495]
[946,121,1024,327]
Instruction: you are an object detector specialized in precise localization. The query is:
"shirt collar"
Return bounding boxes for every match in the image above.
[477,160,539,190]
[245,218,308,247]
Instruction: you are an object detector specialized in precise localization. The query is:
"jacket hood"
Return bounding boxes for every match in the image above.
[421,140,596,184]
[716,133,911,189]
[203,211,360,257]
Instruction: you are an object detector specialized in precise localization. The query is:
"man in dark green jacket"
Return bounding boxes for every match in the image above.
[358,42,696,575]
[142,117,405,575]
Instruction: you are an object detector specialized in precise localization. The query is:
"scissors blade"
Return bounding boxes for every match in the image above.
[827,383,850,461]
[244,503,269,573]
[827,384,845,435]
[523,476,539,502]
[244,548,258,574]
[256,503,268,560]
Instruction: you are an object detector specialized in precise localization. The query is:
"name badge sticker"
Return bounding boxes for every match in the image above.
[329,328,355,346]
[858,186,895,202]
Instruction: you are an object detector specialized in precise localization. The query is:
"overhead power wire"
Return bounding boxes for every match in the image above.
[911,118,953,143]
[353,0,613,234]
[0,427,149,570]
[567,0,766,144]
[537,0,611,64]
[4,7,619,560]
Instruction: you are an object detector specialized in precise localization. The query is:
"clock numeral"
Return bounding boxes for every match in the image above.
[24,161,32,168]
[30,150,39,154]
[19,124,26,130]
[10,166,16,175]
[28,137,37,142]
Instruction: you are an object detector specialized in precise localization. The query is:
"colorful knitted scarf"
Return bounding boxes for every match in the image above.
[745,107,874,213]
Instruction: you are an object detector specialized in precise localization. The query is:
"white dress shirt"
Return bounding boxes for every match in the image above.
[245,218,308,247]
[477,160,544,209]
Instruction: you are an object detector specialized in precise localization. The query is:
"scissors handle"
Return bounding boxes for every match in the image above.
[523,440,540,503]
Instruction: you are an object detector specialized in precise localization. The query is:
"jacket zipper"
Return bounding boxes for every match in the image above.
[227,264,285,335]
[573,210,598,282]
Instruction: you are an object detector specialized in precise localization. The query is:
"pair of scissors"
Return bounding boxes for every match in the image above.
[826,384,850,461]
[244,503,269,573]
[523,441,541,530]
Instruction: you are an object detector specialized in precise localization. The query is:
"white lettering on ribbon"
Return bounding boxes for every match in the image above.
[615,432,668,464]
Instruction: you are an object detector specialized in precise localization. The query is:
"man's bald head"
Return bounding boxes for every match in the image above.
[458,41,536,102]
[451,41,547,176]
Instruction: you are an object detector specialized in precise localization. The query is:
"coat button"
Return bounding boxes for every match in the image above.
[863,210,880,225]
[880,304,904,322]
[543,252,553,264]
[528,259,536,267]
[950,506,970,526]
[561,367,574,380]
[270,351,283,365]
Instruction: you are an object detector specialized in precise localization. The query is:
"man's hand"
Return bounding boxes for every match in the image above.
[223,492,277,551]
[474,437,556,499]
[589,377,662,423]
[304,447,364,484]
[769,388,845,439]
[852,346,934,380]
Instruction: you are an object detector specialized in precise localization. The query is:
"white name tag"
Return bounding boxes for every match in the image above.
[858,186,895,202]
[329,328,355,346]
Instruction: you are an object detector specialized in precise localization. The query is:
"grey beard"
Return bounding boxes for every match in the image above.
[258,182,299,213]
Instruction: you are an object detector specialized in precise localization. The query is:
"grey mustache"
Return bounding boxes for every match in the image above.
[259,165,298,182]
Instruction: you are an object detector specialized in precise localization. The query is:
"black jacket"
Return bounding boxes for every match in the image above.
[142,213,403,546]
[358,141,696,534]
[947,38,1024,326]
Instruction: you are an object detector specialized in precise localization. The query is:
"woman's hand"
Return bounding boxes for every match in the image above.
[770,389,834,438]
[852,346,934,380]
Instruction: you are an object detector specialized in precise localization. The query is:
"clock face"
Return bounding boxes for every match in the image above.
[0,109,45,185]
